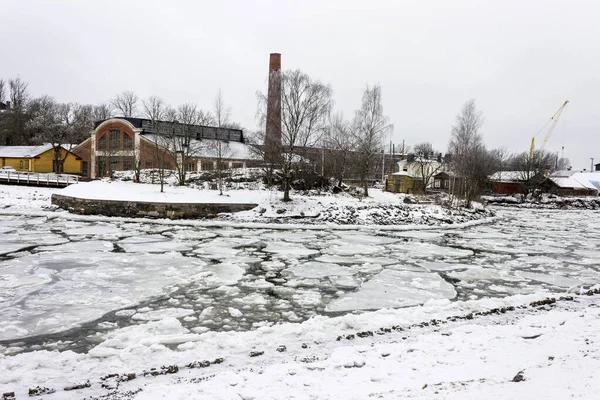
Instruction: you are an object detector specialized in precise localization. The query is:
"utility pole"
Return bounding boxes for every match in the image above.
[591,158,595,173]
[381,149,385,182]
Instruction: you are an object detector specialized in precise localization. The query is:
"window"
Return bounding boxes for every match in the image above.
[110,157,120,170]
[98,135,107,150]
[186,162,196,172]
[434,180,440,188]
[110,130,120,149]
[123,134,133,149]
[25,160,29,169]
[123,158,133,171]
[19,160,23,169]
[201,162,214,171]
[82,161,89,176]
[231,162,244,169]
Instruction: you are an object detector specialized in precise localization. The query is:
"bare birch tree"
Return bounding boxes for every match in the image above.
[111,91,139,118]
[212,90,233,195]
[324,112,355,186]
[353,84,389,197]
[448,99,490,206]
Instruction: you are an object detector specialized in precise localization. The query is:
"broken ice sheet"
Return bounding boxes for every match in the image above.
[325,269,456,312]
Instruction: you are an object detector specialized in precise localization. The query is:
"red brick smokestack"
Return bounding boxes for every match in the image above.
[265,53,282,162]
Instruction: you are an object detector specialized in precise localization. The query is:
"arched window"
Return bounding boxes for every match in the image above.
[98,134,107,150]
[109,130,120,149]
[123,133,133,149]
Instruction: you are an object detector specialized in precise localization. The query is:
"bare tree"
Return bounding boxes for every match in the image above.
[510,150,566,197]
[173,103,214,185]
[353,84,389,197]
[6,77,30,144]
[93,102,113,121]
[26,99,90,173]
[111,91,138,118]
[324,112,355,186]
[143,96,171,192]
[0,79,6,105]
[410,142,444,191]
[212,90,234,194]
[448,99,490,206]
[257,70,332,201]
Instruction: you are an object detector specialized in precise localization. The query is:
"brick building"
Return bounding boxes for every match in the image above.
[72,117,260,179]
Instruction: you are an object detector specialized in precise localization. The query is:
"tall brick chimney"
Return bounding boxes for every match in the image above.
[265,53,282,163]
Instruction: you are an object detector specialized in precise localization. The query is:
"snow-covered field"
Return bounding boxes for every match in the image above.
[1,184,599,399]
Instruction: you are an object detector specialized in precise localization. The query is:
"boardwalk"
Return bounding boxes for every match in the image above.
[0,171,80,188]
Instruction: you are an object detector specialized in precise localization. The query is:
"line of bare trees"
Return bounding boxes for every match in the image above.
[1,77,242,186]
[446,99,570,206]
[255,69,394,201]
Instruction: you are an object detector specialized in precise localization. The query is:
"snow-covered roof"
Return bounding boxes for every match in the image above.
[550,170,577,178]
[549,177,587,189]
[390,171,416,177]
[142,135,261,161]
[489,171,528,182]
[570,172,600,191]
[0,145,54,158]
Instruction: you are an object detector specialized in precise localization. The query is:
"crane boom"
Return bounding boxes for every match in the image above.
[530,100,569,158]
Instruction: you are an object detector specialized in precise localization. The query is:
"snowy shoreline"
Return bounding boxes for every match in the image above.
[2,182,494,228]
[1,290,599,399]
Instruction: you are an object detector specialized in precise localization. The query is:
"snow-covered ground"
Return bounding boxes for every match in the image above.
[1,183,599,399]
[3,181,493,226]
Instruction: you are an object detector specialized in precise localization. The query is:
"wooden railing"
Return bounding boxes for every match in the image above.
[0,171,80,187]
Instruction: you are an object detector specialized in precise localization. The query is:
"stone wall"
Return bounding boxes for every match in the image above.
[51,194,258,219]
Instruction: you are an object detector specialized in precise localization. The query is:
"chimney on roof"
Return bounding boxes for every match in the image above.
[264,53,282,163]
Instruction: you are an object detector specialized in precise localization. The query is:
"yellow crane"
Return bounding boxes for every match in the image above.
[530,100,569,158]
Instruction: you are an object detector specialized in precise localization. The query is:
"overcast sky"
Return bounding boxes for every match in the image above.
[1,0,598,169]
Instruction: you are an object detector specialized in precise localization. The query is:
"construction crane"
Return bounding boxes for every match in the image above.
[530,100,569,158]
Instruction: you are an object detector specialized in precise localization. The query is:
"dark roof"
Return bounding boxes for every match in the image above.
[94,117,245,143]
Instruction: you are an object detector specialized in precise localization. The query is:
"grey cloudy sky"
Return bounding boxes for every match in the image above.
[2,0,598,169]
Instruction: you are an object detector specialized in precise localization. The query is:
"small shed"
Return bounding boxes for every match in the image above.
[488,171,528,195]
[385,172,423,194]
[432,171,454,191]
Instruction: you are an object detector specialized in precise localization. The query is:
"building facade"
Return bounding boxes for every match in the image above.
[0,145,82,173]
[73,117,260,179]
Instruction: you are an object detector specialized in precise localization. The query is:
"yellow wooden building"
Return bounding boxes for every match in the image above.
[0,145,82,174]
[385,172,424,194]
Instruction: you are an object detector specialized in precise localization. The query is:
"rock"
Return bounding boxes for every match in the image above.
[64,380,91,391]
[249,351,264,357]
[511,371,525,382]
[28,386,56,396]
[2,393,15,400]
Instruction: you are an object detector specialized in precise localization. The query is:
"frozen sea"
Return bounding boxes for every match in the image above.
[1,208,599,355]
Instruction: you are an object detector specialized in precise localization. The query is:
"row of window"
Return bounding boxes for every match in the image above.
[98,130,133,150]
[19,160,30,169]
